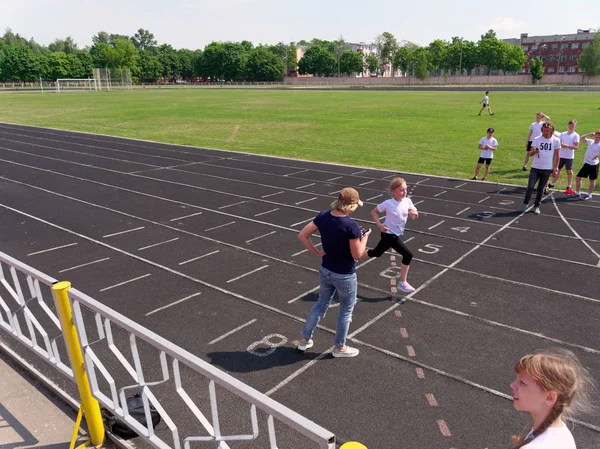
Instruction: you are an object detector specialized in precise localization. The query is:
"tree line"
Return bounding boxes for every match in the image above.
[1,27,599,83]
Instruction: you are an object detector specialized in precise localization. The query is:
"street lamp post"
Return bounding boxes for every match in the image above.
[556,36,566,74]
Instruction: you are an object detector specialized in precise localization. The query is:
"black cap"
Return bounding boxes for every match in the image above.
[487,128,494,133]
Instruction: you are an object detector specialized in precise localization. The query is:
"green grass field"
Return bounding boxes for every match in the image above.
[1,88,599,189]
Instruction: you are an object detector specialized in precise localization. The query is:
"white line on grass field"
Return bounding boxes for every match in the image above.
[253,208,279,217]
[170,211,203,221]
[208,319,258,344]
[100,274,151,292]
[178,250,220,265]
[59,257,110,273]
[246,231,276,243]
[145,292,202,316]
[27,242,77,256]
[205,221,236,232]
[103,226,145,238]
[456,207,470,216]
[295,197,318,205]
[226,265,269,283]
[138,237,179,251]
[295,183,315,190]
[261,191,284,198]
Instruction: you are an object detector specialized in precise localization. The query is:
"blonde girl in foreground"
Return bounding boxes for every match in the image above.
[510,348,594,448]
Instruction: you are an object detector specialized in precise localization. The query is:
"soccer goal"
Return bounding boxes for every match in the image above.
[93,68,132,91]
[55,78,97,92]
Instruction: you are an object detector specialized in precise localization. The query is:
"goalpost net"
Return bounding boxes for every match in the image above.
[92,68,133,91]
[55,78,97,92]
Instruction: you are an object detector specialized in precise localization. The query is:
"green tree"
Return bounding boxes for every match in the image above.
[156,44,181,79]
[177,49,195,79]
[139,50,163,81]
[502,43,526,74]
[287,42,298,75]
[298,45,336,76]
[414,48,431,80]
[112,38,140,71]
[530,57,544,84]
[394,42,419,76]
[365,54,378,75]
[578,33,600,79]
[48,51,70,79]
[199,42,224,79]
[477,32,505,74]
[132,29,157,50]
[90,42,113,68]
[221,42,247,80]
[1,28,29,47]
[460,40,478,75]
[375,31,398,76]
[427,39,447,76]
[0,45,37,80]
[92,31,110,44]
[246,46,285,81]
[48,36,78,54]
[332,35,347,77]
[339,50,364,75]
[68,50,94,78]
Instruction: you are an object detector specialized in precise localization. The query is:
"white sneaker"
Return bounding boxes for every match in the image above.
[332,346,359,358]
[397,281,416,293]
[581,194,592,201]
[533,207,541,215]
[297,339,313,352]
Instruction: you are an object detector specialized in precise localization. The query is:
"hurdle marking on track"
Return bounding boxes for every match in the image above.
[428,220,445,230]
[261,191,284,198]
[59,257,110,273]
[433,190,447,197]
[456,207,470,216]
[145,292,202,316]
[416,178,430,185]
[407,345,416,357]
[478,196,491,203]
[327,175,343,181]
[246,231,276,244]
[218,200,247,209]
[100,274,151,292]
[425,393,439,407]
[103,226,145,238]
[28,242,78,256]
[352,169,366,175]
[290,218,310,227]
[400,328,409,338]
[295,183,315,190]
[284,169,308,177]
[170,211,203,221]
[291,242,321,258]
[287,285,320,304]
[366,194,383,202]
[359,180,374,186]
[295,197,318,205]
[254,208,279,217]
[437,420,451,437]
[205,221,236,232]
[208,319,258,344]
[413,200,424,206]
[416,368,425,378]
[455,182,467,188]
[178,250,220,265]
[226,265,269,283]
[138,237,179,251]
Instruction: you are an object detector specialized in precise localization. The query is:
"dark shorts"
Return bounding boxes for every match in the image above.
[478,157,492,165]
[576,163,599,180]
[527,141,533,152]
[483,103,489,107]
[558,158,574,171]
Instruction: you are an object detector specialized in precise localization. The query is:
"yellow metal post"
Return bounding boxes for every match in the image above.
[53,281,105,447]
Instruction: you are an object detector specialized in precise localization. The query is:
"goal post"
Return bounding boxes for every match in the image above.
[55,78,97,92]
[93,68,132,91]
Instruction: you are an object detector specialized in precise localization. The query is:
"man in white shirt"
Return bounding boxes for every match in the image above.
[520,122,560,215]
[478,91,493,116]
[523,112,550,171]
[548,120,579,194]
[471,128,498,181]
[571,130,600,200]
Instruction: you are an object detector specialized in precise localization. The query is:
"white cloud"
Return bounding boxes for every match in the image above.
[489,17,527,34]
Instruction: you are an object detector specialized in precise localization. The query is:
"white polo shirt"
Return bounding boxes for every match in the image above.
[583,139,600,166]
[559,131,579,159]
[479,137,498,159]
[376,197,417,236]
[521,422,575,448]
[529,121,544,141]
[531,135,560,170]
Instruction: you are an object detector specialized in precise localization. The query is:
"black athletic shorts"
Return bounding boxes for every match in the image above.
[483,103,489,107]
[558,158,574,171]
[478,157,492,165]
[527,141,533,152]
[576,163,599,180]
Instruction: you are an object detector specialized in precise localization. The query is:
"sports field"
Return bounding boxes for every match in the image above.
[1,88,599,188]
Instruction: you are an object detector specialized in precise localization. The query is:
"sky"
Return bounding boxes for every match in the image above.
[2,0,598,50]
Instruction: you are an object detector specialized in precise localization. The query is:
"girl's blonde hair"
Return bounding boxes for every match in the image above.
[511,348,595,448]
[389,177,406,192]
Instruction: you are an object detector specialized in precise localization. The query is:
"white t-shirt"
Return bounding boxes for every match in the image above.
[483,95,489,105]
[521,422,576,449]
[376,197,417,236]
[529,122,544,142]
[531,135,560,170]
[479,137,498,159]
[559,131,580,159]
[583,139,600,166]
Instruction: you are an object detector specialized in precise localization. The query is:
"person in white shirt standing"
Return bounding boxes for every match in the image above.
[478,90,493,116]
[571,129,600,200]
[548,120,579,194]
[471,127,498,181]
[509,348,594,449]
[520,122,560,215]
[523,112,551,171]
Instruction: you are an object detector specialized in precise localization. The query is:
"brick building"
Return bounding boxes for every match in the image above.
[504,29,597,75]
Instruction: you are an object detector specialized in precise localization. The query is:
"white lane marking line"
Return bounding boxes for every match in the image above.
[295,183,315,190]
[497,187,507,193]
[59,257,110,273]
[359,180,374,186]
[170,211,203,221]
[455,182,467,188]
[366,194,383,202]
[138,237,179,251]
[329,189,340,195]
[178,250,220,265]
[226,265,269,283]
[218,200,247,209]
[478,196,491,203]
[266,349,333,396]
[295,197,318,205]
[291,243,321,257]
[327,176,343,181]
[145,292,202,316]
[416,178,430,185]
[99,274,151,292]
[352,169,366,175]
[287,286,320,303]
[103,226,145,238]
[205,221,236,232]
[290,219,310,227]
[254,208,279,217]
[261,191,284,198]
[27,242,78,256]
[246,231,276,243]
[456,207,470,216]
[433,190,447,197]
[284,169,308,177]
[208,319,258,345]
[551,195,600,261]
[413,200,424,206]
[428,220,445,230]
[404,237,415,243]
